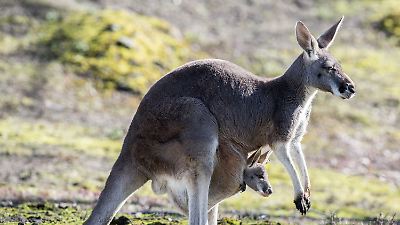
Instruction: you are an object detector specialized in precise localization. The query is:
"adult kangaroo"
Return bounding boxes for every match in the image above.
[84,17,355,225]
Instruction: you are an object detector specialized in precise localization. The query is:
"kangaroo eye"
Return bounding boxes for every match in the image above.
[324,66,335,71]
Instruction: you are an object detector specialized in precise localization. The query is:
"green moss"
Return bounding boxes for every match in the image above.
[39,10,200,94]
[219,218,242,225]
[0,202,86,224]
[0,117,120,158]
[0,202,287,225]
[0,202,184,224]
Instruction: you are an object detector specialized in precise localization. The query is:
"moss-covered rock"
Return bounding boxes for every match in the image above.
[40,10,199,94]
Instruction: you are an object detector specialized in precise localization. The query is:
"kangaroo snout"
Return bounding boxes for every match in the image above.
[338,74,356,99]
[339,82,355,94]
[262,186,273,196]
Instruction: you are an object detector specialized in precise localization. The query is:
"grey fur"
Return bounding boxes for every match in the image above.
[84,17,355,225]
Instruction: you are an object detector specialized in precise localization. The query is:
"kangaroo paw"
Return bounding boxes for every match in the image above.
[239,182,247,192]
[294,194,311,215]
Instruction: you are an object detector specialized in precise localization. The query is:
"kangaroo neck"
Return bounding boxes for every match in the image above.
[278,54,317,104]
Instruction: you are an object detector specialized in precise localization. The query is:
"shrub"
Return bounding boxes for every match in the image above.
[40,10,199,94]
[378,11,400,44]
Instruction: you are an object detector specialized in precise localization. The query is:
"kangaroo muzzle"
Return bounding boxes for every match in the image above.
[338,74,356,99]
[338,82,355,98]
[258,183,273,197]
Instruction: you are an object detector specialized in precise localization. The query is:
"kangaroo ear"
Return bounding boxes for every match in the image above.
[317,16,344,49]
[247,149,261,167]
[295,21,319,58]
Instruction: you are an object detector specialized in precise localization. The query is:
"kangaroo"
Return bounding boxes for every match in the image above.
[241,163,273,197]
[84,17,355,225]
[153,162,272,203]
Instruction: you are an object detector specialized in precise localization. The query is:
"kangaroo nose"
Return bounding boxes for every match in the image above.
[340,83,355,94]
[348,84,355,94]
[339,83,346,93]
[263,186,273,195]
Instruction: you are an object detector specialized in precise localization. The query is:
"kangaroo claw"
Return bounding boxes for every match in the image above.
[294,194,311,215]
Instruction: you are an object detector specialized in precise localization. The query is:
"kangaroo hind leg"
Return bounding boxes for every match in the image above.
[84,152,148,225]
[185,132,218,225]
[208,204,219,225]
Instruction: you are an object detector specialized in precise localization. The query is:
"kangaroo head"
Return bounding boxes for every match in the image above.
[295,17,355,99]
[243,164,273,197]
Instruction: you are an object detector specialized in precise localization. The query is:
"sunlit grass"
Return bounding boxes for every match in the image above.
[130,162,400,220]
[219,162,400,219]
[1,116,398,220]
[0,117,121,158]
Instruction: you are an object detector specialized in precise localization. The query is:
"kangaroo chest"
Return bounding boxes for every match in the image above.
[271,92,316,143]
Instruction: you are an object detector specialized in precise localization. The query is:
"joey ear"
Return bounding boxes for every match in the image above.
[295,21,319,58]
[317,16,344,49]
[247,149,261,167]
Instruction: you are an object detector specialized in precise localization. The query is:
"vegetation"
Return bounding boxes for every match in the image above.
[379,11,400,44]
[223,163,400,219]
[40,10,200,94]
[0,117,120,157]
[1,117,399,223]
[0,203,86,225]
[0,202,289,225]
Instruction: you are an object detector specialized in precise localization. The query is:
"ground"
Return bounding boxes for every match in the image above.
[0,0,399,224]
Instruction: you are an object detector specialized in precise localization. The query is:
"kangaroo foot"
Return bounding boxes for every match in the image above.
[294,193,311,215]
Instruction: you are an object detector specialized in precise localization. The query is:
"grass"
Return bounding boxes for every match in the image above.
[0,202,287,224]
[1,171,398,225]
[0,117,398,223]
[220,162,400,219]
[0,202,183,225]
[0,117,121,158]
[0,202,86,225]
[0,14,41,54]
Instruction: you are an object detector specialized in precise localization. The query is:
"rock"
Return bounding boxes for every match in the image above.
[27,216,42,224]
[0,200,13,207]
[116,37,135,49]
[106,24,121,32]
[35,203,45,210]
[110,215,131,225]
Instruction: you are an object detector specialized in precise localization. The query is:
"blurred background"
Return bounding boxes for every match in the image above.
[0,0,399,224]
